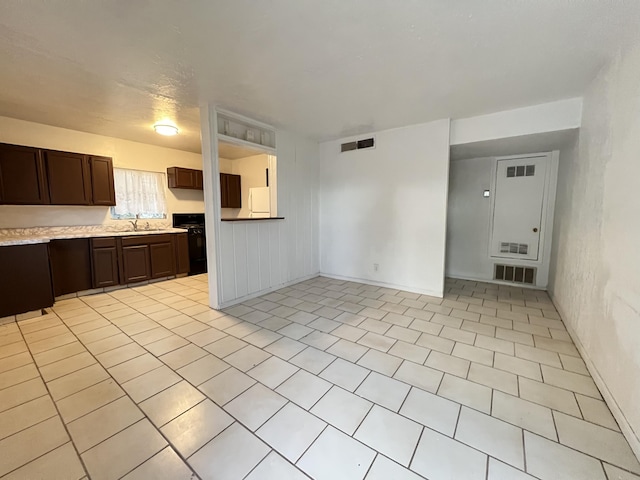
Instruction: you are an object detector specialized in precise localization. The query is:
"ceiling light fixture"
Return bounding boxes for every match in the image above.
[154,123,179,136]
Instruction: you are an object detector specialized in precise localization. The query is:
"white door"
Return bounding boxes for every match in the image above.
[491,156,547,260]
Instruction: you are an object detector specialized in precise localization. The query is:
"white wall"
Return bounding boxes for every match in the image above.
[201,105,319,308]
[235,154,268,218]
[319,119,450,297]
[450,98,582,146]
[548,45,640,457]
[446,157,494,279]
[0,116,204,228]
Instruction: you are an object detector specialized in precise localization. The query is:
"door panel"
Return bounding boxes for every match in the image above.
[89,156,116,206]
[491,156,547,260]
[122,245,150,283]
[45,150,91,205]
[175,168,195,188]
[0,244,54,317]
[228,175,242,208]
[0,144,49,204]
[175,233,190,275]
[50,239,92,296]
[150,242,175,278]
[91,247,120,288]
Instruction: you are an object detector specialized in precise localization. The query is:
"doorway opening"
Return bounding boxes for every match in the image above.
[445,131,576,289]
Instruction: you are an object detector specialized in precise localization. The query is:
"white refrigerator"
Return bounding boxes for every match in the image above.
[249,187,271,218]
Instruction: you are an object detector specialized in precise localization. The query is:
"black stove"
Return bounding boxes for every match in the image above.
[173,213,207,275]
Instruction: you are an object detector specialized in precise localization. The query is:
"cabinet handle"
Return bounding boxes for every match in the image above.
[533,227,539,233]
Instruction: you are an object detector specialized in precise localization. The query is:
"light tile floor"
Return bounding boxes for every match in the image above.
[1,275,639,479]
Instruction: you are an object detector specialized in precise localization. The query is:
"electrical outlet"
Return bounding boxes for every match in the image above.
[373,263,379,272]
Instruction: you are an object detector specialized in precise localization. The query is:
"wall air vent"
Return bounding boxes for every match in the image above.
[341,137,375,153]
[494,264,536,285]
[506,165,536,177]
[500,242,529,255]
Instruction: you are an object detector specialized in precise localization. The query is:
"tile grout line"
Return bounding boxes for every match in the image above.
[48,306,204,480]
[7,275,631,479]
[12,321,92,479]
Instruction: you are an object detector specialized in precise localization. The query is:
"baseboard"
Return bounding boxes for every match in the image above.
[550,292,640,460]
[319,272,443,298]
[216,272,321,309]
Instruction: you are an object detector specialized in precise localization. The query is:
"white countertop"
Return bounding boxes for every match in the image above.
[0,227,188,247]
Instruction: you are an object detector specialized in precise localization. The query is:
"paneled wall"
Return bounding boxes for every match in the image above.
[200,106,319,307]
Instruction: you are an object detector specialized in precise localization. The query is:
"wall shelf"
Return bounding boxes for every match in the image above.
[217,133,276,155]
[216,110,276,151]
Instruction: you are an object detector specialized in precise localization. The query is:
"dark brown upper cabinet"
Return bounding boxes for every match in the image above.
[0,142,115,207]
[44,150,92,205]
[167,167,204,190]
[0,143,49,204]
[89,156,116,206]
[220,173,241,208]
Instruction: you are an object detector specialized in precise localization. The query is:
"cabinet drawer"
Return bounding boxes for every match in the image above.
[92,237,117,248]
[121,234,172,247]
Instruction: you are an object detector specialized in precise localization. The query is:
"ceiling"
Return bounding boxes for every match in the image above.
[450,129,578,161]
[0,1,639,153]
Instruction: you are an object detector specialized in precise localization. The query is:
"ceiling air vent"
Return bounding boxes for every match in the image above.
[341,137,375,153]
[494,264,536,285]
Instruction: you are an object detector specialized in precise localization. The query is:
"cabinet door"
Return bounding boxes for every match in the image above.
[89,156,116,206]
[91,245,120,288]
[122,245,151,283]
[45,150,91,205]
[175,168,196,188]
[50,239,93,296]
[228,174,242,208]
[220,173,229,207]
[195,169,203,190]
[0,143,49,205]
[150,242,176,278]
[0,244,54,317]
[174,233,190,274]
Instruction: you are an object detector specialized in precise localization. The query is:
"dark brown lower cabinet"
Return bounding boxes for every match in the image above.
[3,232,188,317]
[175,233,190,275]
[49,239,92,296]
[120,234,176,283]
[121,244,151,284]
[91,238,119,288]
[150,242,175,278]
[0,243,54,317]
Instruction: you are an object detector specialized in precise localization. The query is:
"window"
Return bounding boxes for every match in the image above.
[111,168,167,219]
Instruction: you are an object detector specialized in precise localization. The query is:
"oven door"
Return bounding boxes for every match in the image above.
[187,227,207,262]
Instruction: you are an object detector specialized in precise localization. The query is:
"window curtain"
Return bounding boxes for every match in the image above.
[111,168,167,219]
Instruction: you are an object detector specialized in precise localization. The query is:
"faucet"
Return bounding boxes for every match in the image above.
[128,214,140,232]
